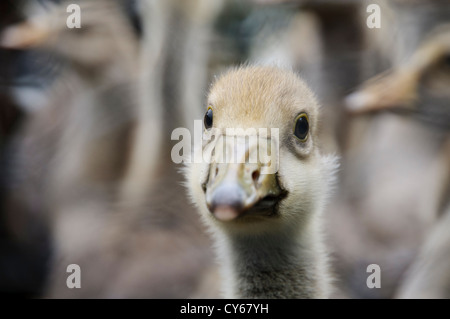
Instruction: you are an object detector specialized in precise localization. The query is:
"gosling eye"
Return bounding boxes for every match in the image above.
[293,113,309,141]
[204,107,213,129]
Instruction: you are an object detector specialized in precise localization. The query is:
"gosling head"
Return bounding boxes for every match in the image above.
[187,66,337,234]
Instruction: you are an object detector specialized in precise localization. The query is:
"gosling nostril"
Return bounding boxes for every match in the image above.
[251,170,260,186]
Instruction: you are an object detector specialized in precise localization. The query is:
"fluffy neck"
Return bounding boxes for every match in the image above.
[215,215,330,299]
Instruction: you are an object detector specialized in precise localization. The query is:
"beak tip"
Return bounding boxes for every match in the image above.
[211,205,241,222]
[206,181,247,222]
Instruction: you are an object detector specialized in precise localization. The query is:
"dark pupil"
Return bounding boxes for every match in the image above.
[295,116,309,140]
[204,108,213,129]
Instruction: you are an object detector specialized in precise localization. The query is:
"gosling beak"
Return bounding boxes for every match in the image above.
[205,135,284,222]
[0,19,51,49]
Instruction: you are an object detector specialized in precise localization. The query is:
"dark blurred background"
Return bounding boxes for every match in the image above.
[0,0,449,298]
